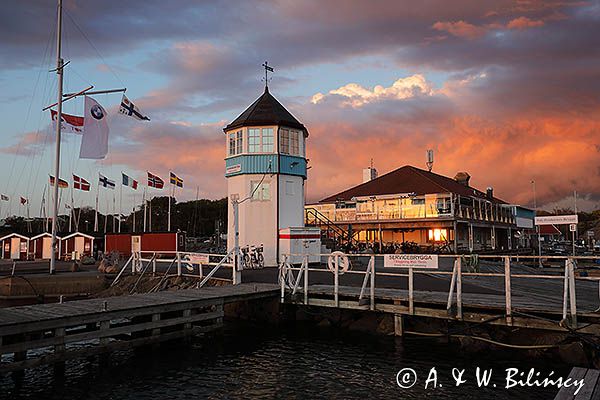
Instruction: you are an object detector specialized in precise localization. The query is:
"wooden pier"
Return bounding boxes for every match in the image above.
[554,367,600,400]
[0,283,278,373]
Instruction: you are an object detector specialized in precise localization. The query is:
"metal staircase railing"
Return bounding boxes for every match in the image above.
[305,207,360,250]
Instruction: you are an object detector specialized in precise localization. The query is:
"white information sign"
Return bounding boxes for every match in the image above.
[187,254,210,264]
[535,215,578,225]
[570,224,577,232]
[226,164,242,174]
[384,254,438,269]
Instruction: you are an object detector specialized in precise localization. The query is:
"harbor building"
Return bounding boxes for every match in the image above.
[306,165,534,253]
[224,86,309,266]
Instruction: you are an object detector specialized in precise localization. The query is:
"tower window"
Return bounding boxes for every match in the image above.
[280,129,290,154]
[251,181,271,201]
[248,128,261,153]
[279,128,302,156]
[262,128,274,152]
[228,130,243,156]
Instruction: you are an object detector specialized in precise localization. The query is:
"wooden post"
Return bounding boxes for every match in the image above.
[456,257,463,319]
[152,257,157,275]
[562,260,569,322]
[177,253,182,277]
[370,255,375,311]
[334,254,339,308]
[504,256,512,325]
[568,258,577,327]
[99,320,110,346]
[394,314,403,336]
[152,313,161,336]
[408,267,414,315]
[54,327,65,353]
[447,259,457,314]
[303,255,308,305]
[182,309,192,332]
[280,255,286,304]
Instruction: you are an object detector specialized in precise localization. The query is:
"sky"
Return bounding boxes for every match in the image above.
[0,0,599,217]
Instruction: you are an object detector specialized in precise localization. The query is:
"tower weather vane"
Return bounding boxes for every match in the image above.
[262,61,274,89]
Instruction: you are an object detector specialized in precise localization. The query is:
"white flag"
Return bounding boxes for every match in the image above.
[80,96,109,159]
[118,94,150,121]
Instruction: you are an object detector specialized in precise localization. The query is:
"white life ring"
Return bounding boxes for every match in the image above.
[327,251,350,274]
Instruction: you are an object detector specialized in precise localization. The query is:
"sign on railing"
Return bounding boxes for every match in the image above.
[535,215,578,225]
[383,254,439,269]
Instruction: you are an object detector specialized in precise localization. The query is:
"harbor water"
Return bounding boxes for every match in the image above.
[1,321,570,399]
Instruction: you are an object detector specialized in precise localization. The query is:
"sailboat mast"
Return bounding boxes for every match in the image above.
[50,0,63,274]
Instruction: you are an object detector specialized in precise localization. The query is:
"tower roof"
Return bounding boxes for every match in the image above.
[224,87,307,133]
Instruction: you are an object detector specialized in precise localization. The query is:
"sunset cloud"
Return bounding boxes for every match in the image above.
[432,20,487,39]
[506,16,545,29]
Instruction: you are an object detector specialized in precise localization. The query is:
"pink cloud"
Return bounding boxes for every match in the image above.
[432,20,487,39]
[506,16,545,29]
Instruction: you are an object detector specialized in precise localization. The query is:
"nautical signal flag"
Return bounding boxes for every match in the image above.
[118,94,150,121]
[147,172,164,189]
[170,172,183,188]
[20,197,27,205]
[1,194,8,201]
[50,109,84,134]
[122,173,138,189]
[73,174,91,191]
[49,175,69,189]
[99,174,116,189]
[80,96,109,159]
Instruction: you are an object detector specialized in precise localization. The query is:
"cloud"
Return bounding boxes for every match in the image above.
[432,20,487,39]
[311,74,433,107]
[506,16,545,29]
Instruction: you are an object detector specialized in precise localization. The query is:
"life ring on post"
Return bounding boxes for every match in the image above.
[327,251,350,274]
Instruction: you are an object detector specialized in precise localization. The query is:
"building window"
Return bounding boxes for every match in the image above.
[248,128,261,153]
[228,132,236,156]
[262,128,274,152]
[280,129,290,154]
[285,180,294,195]
[428,228,448,242]
[251,181,271,201]
[228,130,243,156]
[279,128,302,156]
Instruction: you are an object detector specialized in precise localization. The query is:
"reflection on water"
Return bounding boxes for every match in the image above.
[1,321,569,399]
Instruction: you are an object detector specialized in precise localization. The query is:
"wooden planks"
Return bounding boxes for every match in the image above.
[554,367,600,400]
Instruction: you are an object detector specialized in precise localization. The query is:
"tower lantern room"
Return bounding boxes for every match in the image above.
[224,85,309,266]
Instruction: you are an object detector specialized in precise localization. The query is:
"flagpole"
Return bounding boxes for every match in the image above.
[68,185,73,232]
[119,172,122,233]
[149,194,152,233]
[49,0,64,274]
[94,174,99,232]
[112,192,116,233]
[143,186,147,232]
[168,176,172,231]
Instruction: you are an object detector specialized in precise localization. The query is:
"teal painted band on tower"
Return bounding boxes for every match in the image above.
[225,154,306,178]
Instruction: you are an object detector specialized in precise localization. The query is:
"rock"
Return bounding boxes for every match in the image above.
[347,315,379,332]
[376,315,395,335]
[317,318,331,328]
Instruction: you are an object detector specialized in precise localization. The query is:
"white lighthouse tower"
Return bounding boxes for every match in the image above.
[224,75,308,267]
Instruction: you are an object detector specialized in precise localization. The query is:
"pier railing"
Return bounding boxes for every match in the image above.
[278,253,600,329]
[111,250,235,289]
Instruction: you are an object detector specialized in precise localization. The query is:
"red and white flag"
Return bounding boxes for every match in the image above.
[147,172,164,189]
[73,174,91,191]
[51,109,84,134]
[80,96,109,159]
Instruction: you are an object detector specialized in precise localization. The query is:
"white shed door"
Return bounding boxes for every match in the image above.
[10,238,20,259]
[75,237,85,253]
[42,237,52,259]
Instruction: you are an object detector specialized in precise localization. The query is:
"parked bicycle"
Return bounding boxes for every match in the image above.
[241,244,265,269]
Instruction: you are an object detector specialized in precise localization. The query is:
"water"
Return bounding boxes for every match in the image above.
[1,322,571,399]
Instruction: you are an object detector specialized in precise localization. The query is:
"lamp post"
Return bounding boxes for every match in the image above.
[531,180,542,268]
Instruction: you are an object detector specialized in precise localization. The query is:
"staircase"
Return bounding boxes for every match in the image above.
[305,208,360,252]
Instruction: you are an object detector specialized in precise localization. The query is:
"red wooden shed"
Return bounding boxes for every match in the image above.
[61,232,94,259]
[31,232,62,260]
[105,232,186,257]
[0,233,31,260]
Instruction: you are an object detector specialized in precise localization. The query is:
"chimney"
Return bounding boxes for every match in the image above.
[486,187,494,200]
[363,167,378,183]
[454,172,471,186]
